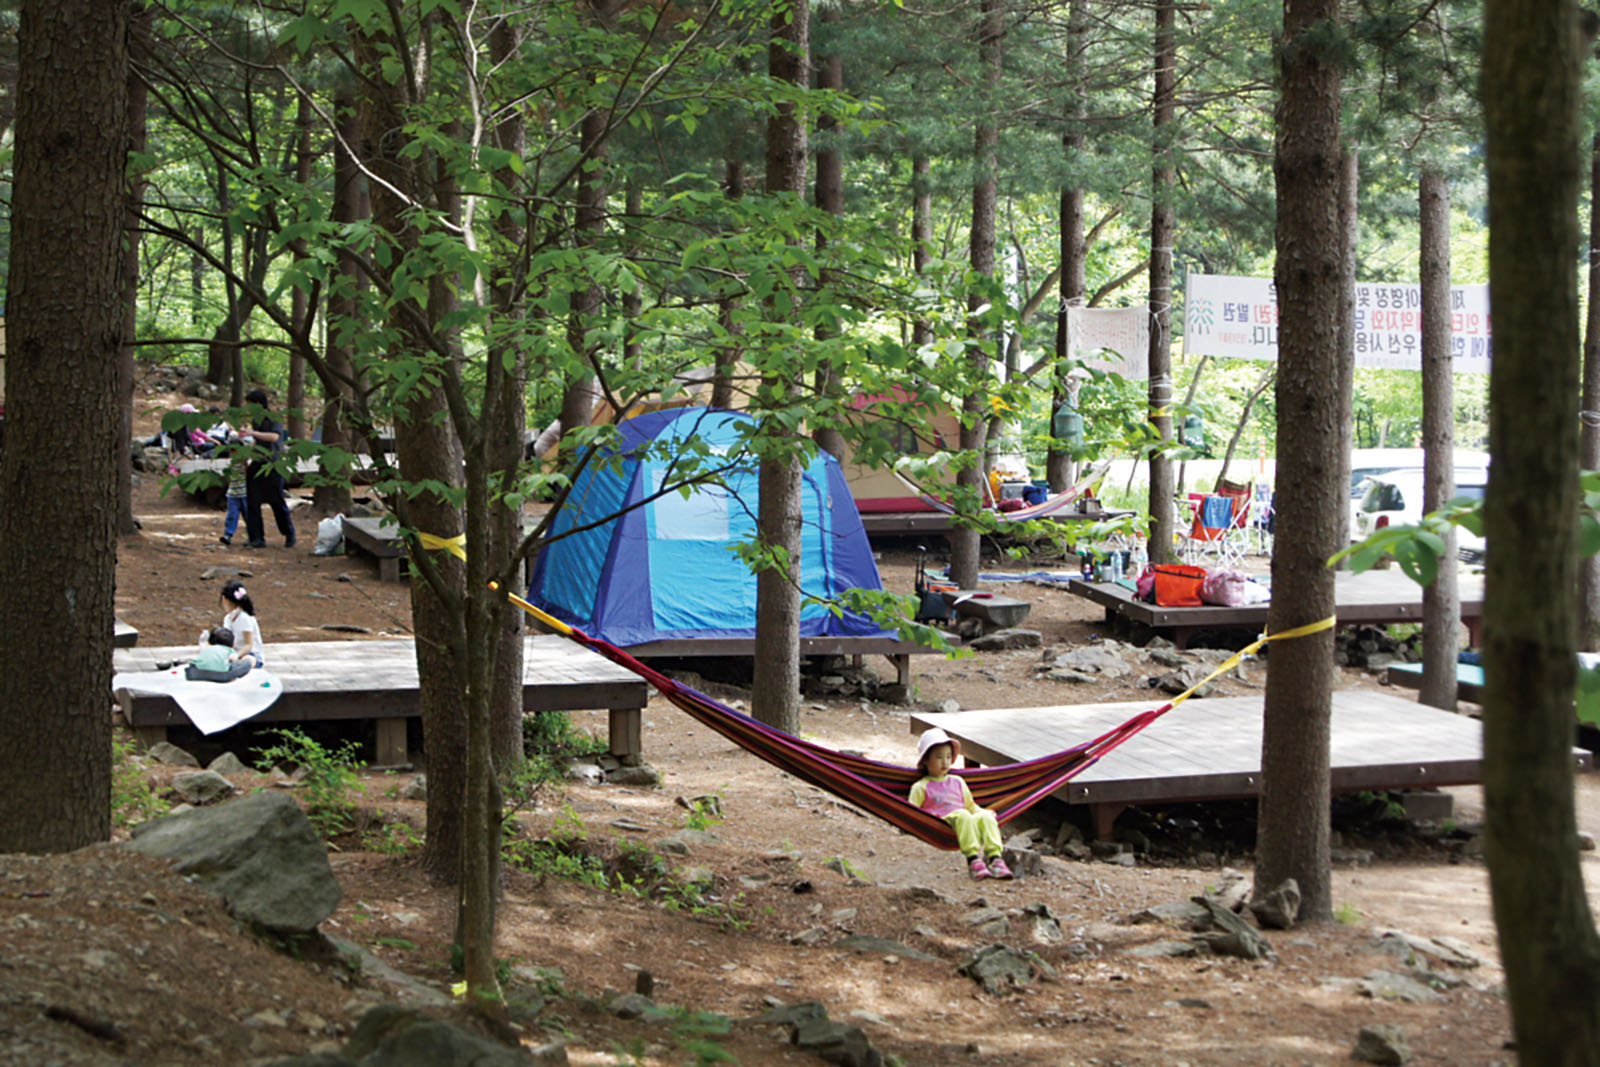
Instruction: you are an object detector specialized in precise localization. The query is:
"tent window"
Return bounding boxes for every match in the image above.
[651,470,730,540]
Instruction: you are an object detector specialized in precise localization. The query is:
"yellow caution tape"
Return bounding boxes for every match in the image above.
[1166,614,1336,712]
[417,532,467,561]
[489,580,575,637]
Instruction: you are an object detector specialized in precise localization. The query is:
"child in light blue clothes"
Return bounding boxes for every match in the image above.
[217,433,247,546]
[183,626,251,682]
[909,727,1012,881]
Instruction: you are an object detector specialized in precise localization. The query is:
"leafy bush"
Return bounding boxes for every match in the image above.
[254,728,365,838]
[111,734,169,830]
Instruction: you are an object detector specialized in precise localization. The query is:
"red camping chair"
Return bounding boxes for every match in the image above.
[1180,493,1243,567]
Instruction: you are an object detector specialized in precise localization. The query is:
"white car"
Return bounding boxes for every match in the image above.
[1353,468,1488,561]
[1347,448,1491,544]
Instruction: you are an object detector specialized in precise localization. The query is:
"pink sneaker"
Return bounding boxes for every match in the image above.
[987,856,1014,880]
[968,856,990,880]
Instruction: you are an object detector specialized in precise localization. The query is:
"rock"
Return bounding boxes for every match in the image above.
[969,629,1042,651]
[789,926,829,946]
[607,993,656,1020]
[655,836,692,856]
[1146,647,1187,668]
[1579,830,1597,851]
[398,775,427,801]
[207,751,249,776]
[1351,1024,1411,1065]
[1247,878,1301,930]
[1046,645,1134,680]
[608,817,652,833]
[1127,900,1211,929]
[674,794,723,818]
[1368,930,1481,969]
[170,770,237,805]
[1331,846,1375,866]
[147,741,199,767]
[896,885,950,905]
[1126,940,1201,959]
[834,935,940,962]
[937,698,961,715]
[1192,896,1276,960]
[749,1001,829,1028]
[959,943,1043,995]
[791,1019,876,1067]
[963,907,1010,938]
[338,1003,538,1065]
[1359,970,1446,1004]
[563,761,603,785]
[1204,868,1251,912]
[126,791,341,934]
[606,764,661,787]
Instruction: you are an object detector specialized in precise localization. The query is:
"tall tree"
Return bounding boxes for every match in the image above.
[1580,130,1600,649]
[0,0,129,851]
[949,0,1002,591]
[117,5,153,539]
[1146,0,1177,563]
[1480,0,1600,1055]
[1417,167,1458,710]
[751,0,809,736]
[1049,0,1090,495]
[1255,0,1345,922]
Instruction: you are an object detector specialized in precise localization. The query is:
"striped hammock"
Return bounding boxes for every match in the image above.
[497,585,1316,852]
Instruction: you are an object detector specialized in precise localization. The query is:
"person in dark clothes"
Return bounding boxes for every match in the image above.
[240,388,296,549]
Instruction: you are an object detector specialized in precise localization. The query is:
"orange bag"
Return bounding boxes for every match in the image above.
[1152,564,1207,607]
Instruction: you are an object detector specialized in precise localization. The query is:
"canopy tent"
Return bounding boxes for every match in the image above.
[528,407,893,647]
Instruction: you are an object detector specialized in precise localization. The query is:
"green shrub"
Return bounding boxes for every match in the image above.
[111,734,169,830]
[254,728,365,838]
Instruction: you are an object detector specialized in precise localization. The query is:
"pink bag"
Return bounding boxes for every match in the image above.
[1200,569,1252,606]
[1135,563,1157,602]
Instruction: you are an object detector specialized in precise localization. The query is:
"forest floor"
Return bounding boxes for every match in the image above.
[23,371,1596,1065]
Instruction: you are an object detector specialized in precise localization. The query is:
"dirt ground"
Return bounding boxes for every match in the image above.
[23,378,1597,1065]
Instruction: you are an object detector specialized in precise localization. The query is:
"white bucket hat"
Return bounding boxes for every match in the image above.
[915,727,961,770]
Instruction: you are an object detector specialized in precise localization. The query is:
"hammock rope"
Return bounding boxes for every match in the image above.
[491,579,1334,851]
[890,462,1112,524]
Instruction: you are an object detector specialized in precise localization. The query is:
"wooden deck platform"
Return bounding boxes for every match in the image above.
[909,688,1585,838]
[113,634,648,765]
[114,617,138,648]
[1066,567,1485,648]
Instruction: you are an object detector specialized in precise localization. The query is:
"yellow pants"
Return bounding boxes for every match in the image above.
[944,808,1003,859]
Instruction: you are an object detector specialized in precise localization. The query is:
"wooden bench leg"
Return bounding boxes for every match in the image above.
[134,725,169,750]
[1090,802,1126,841]
[379,556,401,583]
[609,706,642,764]
[374,718,409,767]
[890,653,911,688]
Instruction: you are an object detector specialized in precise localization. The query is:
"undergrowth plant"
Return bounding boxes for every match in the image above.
[507,711,609,818]
[111,734,169,829]
[254,728,365,837]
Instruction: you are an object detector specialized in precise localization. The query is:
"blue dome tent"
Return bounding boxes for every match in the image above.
[528,408,893,647]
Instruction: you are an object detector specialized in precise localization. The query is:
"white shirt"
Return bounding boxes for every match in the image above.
[224,608,266,665]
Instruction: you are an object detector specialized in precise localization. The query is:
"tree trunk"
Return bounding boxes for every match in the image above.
[1255,0,1344,923]
[950,0,1002,591]
[713,155,745,410]
[811,19,845,460]
[1580,131,1600,649]
[0,0,128,852]
[117,5,151,538]
[1418,168,1459,710]
[1212,365,1272,491]
[487,18,529,774]
[751,0,809,737]
[1481,0,1600,1054]
[1332,150,1359,569]
[560,104,606,440]
[312,89,360,517]
[286,94,313,444]
[1146,0,1177,564]
[1049,0,1089,494]
[911,153,933,349]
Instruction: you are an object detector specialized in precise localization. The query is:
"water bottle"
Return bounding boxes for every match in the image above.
[1132,536,1148,574]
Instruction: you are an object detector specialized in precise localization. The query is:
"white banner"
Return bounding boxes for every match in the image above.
[1183,272,1492,373]
[1067,306,1150,380]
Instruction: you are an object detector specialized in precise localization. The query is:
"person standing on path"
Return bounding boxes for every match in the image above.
[240,388,296,549]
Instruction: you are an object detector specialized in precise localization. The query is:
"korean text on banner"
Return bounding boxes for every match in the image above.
[1067,306,1150,380]
[1182,273,1491,373]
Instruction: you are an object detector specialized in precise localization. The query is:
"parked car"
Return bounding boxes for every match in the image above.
[1348,448,1490,544]
[1352,468,1489,561]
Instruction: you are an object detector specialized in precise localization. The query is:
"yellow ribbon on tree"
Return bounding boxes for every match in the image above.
[417,532,467,561]
[1165,615,1336,713]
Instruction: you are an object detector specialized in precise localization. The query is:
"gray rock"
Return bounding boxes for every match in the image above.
[126,791,341,934]
[325,936,451,1008]
[1153,665,1216,697]
[1248,878,1301,930]
[1146,647,1187,667]
[833,935,940,962]
[207,751,249,776]
[563,761,603,785]
[1331,846,1375,866]
[655,836,692,856]
[606,764,661,787]
[896,885,950,905]
[339,1003,538,1065]
[1359,970,1446,1004]
[1126,940,1201,959]
[937,698,961,715]
[1127,900,1211,929]
[969,629,1042,651]
[1369,930,1481,969]
[1352,1023,1412,1064]
[789,926,829,946]
[675,794,723,818]
[608,817,652,833]
[749,1001,829,1028]
[170,770,237,805]
[1047,645,1134,679]
[147,741,199,767]
[963,906,1010,938]
[959,943,1041,995]
[398,775,427,801]
[1204,868,1251,912]
[607,993,656,1020]
[791,1018,876,1067]
[1192,896,1276,960]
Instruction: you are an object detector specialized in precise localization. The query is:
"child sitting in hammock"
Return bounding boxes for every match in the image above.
[909,727,1013,881]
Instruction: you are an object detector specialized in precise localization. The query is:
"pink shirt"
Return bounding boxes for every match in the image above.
[911,774,971,818]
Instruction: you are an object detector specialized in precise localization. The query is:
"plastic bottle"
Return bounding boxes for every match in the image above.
[1131,534,1148,575]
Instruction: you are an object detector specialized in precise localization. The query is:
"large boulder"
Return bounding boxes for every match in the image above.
[125,791,340,934]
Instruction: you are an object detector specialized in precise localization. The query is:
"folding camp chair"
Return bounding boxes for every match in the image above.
[1214,478,1264,558]
[1179,493,1242,567]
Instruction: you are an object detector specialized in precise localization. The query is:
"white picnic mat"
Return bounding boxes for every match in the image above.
[111,667,284,735]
